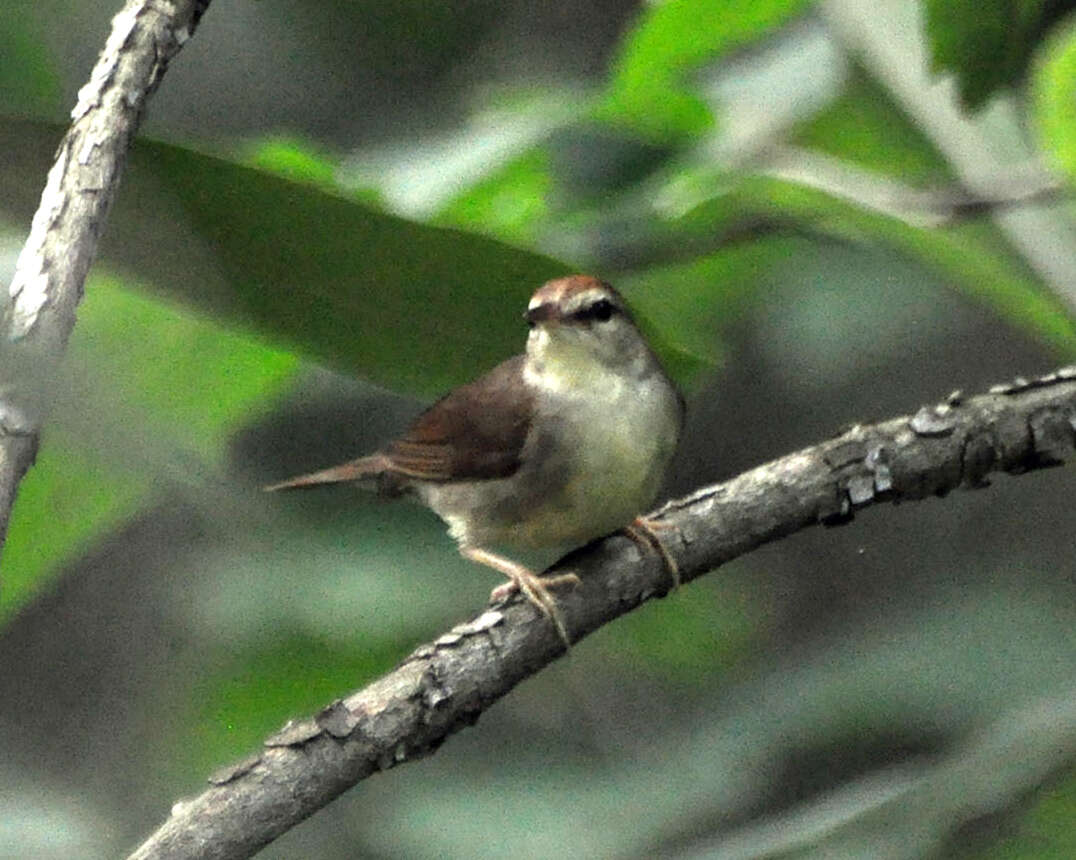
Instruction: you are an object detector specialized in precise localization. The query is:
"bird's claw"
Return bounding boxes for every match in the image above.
[624,516,682,590]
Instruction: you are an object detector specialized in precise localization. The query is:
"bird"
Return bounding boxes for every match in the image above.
[266,275,684,646]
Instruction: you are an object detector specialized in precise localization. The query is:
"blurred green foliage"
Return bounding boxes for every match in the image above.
[0,6,61,116]
[962,771,1076,858]
[2,0,1076,856]
[182,631,403,785]
[592,565,768,679]
[1,278,298,621]
[925,0,1076,110]
[244,136,341,192]
[1034,15,1076,181]
[435,151,553,246]
[597,0,814,141]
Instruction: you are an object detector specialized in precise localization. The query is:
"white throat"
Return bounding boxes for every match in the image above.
[522,327,651,396]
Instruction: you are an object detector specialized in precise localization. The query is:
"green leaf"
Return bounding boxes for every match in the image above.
[1,120,724,397]
[794,66,954,183]
[0,118,572,397]
[434,149,553,245]
[124,139,570,397]
[925,0,1076,110]
[242,136,342,193]
[1033,14,1076,182]
[1,440,144,623]
[596,0,813,142]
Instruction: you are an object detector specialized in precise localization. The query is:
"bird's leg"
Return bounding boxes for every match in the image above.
[623,516,682,590]
[460,546,579,647]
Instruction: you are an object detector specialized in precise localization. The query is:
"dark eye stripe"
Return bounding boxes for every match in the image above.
[572,298,616,323]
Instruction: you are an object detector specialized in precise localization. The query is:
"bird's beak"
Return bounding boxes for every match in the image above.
[524,303,559,326]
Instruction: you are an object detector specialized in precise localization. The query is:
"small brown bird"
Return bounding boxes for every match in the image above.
[266,275,684,645]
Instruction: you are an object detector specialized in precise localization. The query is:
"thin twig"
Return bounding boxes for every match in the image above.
[759,144,1066,229]
[128,368,1076,860]
[0,0,211,554]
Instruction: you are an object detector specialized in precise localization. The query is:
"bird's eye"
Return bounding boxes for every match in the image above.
[574,298,616,323]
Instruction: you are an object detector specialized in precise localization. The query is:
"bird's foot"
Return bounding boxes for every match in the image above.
[461,546,579,648]
[623,515,682,590]
[488,571,580,604]
[489,570,580,648]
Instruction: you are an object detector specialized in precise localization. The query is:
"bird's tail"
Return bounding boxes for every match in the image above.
[263,454,390,492]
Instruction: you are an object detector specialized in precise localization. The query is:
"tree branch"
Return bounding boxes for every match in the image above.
[0,0,211,553]
[128,368,1076,860]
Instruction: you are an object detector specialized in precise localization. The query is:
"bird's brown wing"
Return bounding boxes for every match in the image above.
[385,354,532,482]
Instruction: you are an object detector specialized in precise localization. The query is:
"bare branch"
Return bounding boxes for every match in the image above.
[128,368,1076,860]
[0,0,211,553]
[759,144,1066,229]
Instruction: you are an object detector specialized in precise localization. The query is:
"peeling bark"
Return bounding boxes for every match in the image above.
[0,0,211,553]
[128,369,1076,860]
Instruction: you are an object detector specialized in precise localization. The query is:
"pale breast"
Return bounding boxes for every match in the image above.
[415,339,683,551]
[427,366,679,549]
